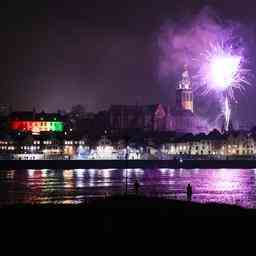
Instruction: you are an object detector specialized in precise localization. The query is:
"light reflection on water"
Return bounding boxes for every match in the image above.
[0,169,256,208]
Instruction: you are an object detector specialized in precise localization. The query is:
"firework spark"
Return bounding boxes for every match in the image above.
[195,42,250,131]
[197,42,249,97]
[210,55,241,91]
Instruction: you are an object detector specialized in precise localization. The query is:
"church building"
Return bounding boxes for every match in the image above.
[109,65,209,134]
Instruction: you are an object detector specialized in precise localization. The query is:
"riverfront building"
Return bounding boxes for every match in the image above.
[9,111,64,134]
[161,130,256,158]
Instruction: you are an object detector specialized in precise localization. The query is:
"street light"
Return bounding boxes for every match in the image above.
[124,136,130,195]
[125,146,128,195]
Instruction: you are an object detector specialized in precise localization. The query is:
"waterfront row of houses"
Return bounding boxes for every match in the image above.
[0,133,88,160]
[161,130,256,158]
[1,129,256,160]
[0,132,145,160]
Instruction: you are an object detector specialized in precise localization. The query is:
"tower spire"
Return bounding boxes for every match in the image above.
[176,64,193,112]
[178,64,192,89]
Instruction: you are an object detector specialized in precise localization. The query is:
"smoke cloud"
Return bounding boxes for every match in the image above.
[157,6,243,80]
[157,6,249,129]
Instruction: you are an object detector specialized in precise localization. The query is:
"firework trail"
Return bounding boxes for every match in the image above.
[224,95,231,131]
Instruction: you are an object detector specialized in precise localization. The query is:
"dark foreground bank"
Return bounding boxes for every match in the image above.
[3,196,253,233]
[2,196,256,216]
[2,159,256,169]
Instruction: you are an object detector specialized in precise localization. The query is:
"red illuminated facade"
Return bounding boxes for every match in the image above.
[9,112,64,133]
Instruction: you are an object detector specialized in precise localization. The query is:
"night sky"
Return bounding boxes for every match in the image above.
[1,0,256,126]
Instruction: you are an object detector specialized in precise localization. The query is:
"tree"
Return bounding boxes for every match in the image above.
[57,109,67,116]
[70,104,86,120]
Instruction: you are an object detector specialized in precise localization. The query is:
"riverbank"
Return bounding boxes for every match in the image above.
[1,159,256,169]
[2,196,256,216]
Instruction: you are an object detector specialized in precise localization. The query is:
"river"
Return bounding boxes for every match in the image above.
[1,168,256,208]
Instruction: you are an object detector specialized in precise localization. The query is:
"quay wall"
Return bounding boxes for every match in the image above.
[0,160,256,169]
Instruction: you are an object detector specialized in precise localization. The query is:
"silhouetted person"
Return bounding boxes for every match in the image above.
[134,180,140,196]
[186,183,192,202]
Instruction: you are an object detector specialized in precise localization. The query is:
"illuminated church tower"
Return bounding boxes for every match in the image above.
[176,65,193,112]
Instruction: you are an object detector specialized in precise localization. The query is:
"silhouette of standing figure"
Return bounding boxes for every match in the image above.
[134,180,140,196]
[187,184,192,202]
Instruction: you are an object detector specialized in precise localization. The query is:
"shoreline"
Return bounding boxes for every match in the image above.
[2,196,256,216]
[0,159,256,169]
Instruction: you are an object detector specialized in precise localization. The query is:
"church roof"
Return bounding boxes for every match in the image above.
[109,104,170,116]
[171,109,195,117]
